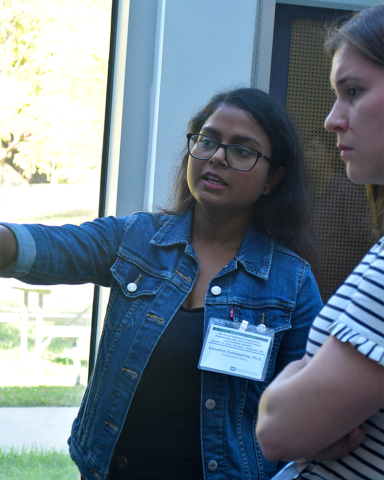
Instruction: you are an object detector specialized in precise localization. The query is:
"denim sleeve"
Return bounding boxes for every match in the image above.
[0,217,127,287]
[274,265,323,376]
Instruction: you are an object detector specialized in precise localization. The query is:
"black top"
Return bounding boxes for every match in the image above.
[109,305,205,480]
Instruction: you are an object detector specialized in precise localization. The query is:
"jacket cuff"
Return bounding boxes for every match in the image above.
[0,223,36,277]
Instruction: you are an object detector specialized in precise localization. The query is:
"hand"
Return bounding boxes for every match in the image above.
[298,427,366,463]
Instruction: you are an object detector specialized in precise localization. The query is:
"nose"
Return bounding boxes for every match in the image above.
[324,99,348,132]
[209,145,228,167]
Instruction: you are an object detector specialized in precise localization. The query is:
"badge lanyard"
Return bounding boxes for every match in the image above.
[198,317,275,382]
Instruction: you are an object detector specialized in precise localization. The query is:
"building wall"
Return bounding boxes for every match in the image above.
[107,0,381,217]
[111,0,257,217]
[107,0,381,216]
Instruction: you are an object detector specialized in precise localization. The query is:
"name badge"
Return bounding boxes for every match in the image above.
[198,318,275,381]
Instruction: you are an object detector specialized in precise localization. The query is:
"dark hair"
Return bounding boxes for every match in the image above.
[165,87,314,259]
[325,4,384,236]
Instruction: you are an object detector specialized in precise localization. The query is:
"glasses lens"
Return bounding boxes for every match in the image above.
[227,145,258,170]
[189,134,218,159]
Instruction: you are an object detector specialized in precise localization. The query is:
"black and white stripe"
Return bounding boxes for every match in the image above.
[301,237,384,480]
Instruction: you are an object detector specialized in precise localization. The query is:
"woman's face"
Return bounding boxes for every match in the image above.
[187,104,284,217]
[325,44,384,185]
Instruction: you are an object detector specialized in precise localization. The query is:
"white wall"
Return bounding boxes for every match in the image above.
[112,0,258,216]
[152,0,258,209]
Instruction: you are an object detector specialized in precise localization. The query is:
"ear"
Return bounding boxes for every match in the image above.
[262,167,287,195]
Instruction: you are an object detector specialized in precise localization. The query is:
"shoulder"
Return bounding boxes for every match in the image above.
[243,225,310,271]
[309,237,384,356]
[348,236,384,286]
[272,241,310,266]
[271,241,313,285]
[367,235,384,264]
[119,211,183,248]
[123,210,168,224]
[271,241,321,303]
[121,211,169,231]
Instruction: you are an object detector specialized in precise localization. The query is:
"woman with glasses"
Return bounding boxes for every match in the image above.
[0,88,323,480]
[257,5,384,480]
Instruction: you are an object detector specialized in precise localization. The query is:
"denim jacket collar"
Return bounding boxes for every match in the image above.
[150,207,273,280]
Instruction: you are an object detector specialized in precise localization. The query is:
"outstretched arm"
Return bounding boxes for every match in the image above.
[256,335,384,462]
[0,216,127,286]
[0,225,17,269]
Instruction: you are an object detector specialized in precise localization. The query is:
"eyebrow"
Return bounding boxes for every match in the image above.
[333,75,362,87]
[200,126,262,149]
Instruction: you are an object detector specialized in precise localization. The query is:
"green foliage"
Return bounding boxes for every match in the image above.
[0,446,79,479]
[0,323,21,349]
[0,385,86,407]
[0,0,112,183]
[0,322,80,353]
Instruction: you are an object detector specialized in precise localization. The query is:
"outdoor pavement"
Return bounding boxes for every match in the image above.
[0,407,79,450]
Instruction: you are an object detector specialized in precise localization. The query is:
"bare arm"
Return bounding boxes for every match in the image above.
[0,225,18,269]
[256,335,384,462]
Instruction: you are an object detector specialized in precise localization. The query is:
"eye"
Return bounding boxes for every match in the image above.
[232,146,254,158]
[199,136,216,148]
[347,87,361,98]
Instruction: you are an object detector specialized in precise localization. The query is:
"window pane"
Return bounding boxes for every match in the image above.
[0,0,112,477]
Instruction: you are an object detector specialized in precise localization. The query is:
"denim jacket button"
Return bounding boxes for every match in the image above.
[211,286,221,296]
[208,460,218,471]
[127,282,137,292]
[117,456,128,469]
[205,399,216,410]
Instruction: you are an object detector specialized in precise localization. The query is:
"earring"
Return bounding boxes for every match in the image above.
[264,187,268,193]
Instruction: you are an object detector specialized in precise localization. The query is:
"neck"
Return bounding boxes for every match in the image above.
[191,203,252,247]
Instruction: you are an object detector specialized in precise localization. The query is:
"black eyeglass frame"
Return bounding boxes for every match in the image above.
[186,133,272,172]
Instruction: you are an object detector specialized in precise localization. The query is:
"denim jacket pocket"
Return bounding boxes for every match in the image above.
[232,305,293,378]
[106,256,164,330]
[233,304,293,332]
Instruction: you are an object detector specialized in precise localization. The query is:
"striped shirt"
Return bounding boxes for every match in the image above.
[300,236,384,480]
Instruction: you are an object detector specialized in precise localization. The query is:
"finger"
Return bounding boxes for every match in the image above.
[317,428,365,461]
[346,427,366,451]
[300,427,366,462]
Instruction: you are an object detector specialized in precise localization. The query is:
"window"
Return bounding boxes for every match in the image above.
[0,1,113,477]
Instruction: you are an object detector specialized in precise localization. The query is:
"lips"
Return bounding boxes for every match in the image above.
[338,144,353,152]
[202,171,228,187]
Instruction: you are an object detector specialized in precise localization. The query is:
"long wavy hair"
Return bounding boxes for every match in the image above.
[325,4,384,236]
[164,88,314,260]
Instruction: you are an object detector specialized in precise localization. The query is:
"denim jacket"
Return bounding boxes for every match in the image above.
[1,209,323,480]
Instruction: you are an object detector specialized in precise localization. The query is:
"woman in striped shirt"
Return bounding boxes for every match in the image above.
[256,5,384,480]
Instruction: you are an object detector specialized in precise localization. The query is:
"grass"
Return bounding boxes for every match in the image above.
[0,385,86,407]
[0,447,79,480]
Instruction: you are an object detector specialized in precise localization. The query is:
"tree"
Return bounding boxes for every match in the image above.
[0,0,111,184]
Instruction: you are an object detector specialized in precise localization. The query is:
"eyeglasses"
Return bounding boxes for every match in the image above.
[187,133,271,172]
